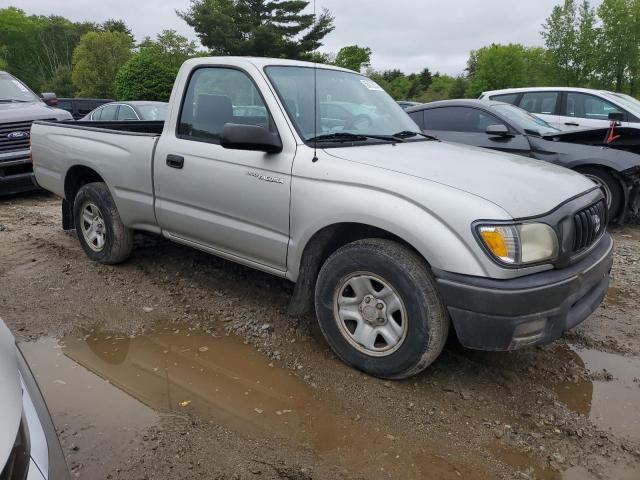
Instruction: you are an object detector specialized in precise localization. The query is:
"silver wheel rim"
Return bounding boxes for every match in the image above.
[80,202,106,252]
[333,272,408,357]
[584,174,612,209]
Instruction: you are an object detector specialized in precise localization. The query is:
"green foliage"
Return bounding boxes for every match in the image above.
[101,19,134,40]
[465,44,556,98]
[42,65,75,96]
[597,0,640,92]
[177,0,334,59]
[72,31,133,98]
[0,7,104,94]
[334,45,371,72]
[115,30,201,101]
[114,52,176,101]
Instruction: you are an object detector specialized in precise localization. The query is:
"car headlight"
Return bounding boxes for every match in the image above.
[476,222,558,266]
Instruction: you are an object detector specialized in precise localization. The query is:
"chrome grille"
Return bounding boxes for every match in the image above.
[572,200,607,253]
[0,121,32,155]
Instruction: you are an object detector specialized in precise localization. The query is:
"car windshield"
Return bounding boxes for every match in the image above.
[492,103,561,136]
[136,104,168,121]
[604,92,640,117]
[265,66,422,142]
[0,73,39,102]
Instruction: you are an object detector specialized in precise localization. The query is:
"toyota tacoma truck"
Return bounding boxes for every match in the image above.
[0,71,72,195]
[31,58,613,379]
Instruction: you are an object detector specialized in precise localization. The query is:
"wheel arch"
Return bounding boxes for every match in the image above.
[62,165,106,230]
[287,222,429,317]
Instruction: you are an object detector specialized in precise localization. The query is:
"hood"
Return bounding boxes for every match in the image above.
[0,101,72,123]
[325,140,596,218]
[0,320,22,469]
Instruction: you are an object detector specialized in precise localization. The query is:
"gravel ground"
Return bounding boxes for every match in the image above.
[0,193,639,480]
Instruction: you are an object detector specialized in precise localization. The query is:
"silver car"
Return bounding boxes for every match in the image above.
[0,319,69,480]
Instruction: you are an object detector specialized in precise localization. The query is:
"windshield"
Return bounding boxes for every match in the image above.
[265,66,421,142]
[492,103,560,136]
[604,92,640,116]
[136,104,168,121]
[0,73,39,102]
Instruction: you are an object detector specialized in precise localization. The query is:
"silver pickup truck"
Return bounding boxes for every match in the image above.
[31,57,613,379]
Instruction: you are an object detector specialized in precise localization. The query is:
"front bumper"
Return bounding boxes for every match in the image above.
[0,152,37,196]
[16,347,70,480]
[433,234,613,351]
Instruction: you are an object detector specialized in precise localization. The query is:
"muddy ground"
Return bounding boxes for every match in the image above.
[0,193,639,480]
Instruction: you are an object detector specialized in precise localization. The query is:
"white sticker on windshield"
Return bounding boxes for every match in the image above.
[360,79,384,91]
[11,79,30,93]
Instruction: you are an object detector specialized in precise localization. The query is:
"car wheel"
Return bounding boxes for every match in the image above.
[314,239,449,379]
[73,182,133,264]
[576,166,623,220]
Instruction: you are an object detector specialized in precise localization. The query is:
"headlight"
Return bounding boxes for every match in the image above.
[476,222,558,266]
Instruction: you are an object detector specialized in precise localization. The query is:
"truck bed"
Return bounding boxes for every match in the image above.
[31,119,163,233]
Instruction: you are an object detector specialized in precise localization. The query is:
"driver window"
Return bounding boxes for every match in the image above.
[423,107,504,133]
[178,67,272,144]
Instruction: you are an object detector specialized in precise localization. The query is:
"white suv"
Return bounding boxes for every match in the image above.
[480,87,640,131]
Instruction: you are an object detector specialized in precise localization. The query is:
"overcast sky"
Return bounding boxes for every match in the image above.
[15,0,602,75]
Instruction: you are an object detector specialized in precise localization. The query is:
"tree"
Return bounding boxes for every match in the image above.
[465,44,551,98]
[333,45,371,72]
[101,19,134,41]
[72,31,133,98]
[597,0,637,91]
[542,0,578,85]
[177,0,334,59]
[419,68,432,90]
[114,51,176,101]
[115,29,201,101]
[138,29,199,70]
[42,65,75,97]
[575,0,598,85]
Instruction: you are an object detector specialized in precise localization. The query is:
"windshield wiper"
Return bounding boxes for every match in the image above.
[308,132,405,143]
[392,130,439,141]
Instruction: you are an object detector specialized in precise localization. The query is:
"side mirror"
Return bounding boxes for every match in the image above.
[41,92,58,107]
[221,123,283,154]
[608,111,624,122]
[485,124,511,136]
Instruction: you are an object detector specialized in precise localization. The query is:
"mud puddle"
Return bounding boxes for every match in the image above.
[23,325,489,480]
[20,337,160,478]
[549,345,640,442]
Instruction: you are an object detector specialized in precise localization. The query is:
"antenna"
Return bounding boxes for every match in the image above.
[312,0,318,163]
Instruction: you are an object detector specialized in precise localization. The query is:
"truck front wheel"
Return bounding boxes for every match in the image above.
[315,239,449,379]
[73,182,133,264]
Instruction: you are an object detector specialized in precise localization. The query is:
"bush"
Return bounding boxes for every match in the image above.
[114,52,177,101]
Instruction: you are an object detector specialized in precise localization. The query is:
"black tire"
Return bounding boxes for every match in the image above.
[575,166,624,220]
[73,182,133,264]
[314,239,449,379]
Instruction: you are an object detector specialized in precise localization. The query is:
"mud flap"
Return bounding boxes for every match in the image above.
[61,199,75,230]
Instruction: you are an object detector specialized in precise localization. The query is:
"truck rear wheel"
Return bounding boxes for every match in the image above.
[73,182,133,264]
[315,239,449,379]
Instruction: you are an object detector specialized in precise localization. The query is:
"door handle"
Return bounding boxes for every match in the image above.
[166,154,184,169]
[564,122,580,127]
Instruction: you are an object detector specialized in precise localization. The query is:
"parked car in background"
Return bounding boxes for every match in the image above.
[397,101,421,110]
[31,57,612,379]
[0,71,72,196]
[480,87,640,132]
[406,99,640,222]
[0,318,69,479]
[81,101,168,122]
[56,98,113,120]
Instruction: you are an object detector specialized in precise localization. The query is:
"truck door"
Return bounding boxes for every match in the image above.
[153,66,295,274]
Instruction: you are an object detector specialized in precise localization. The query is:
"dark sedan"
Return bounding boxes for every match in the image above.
[407,99,640,222]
